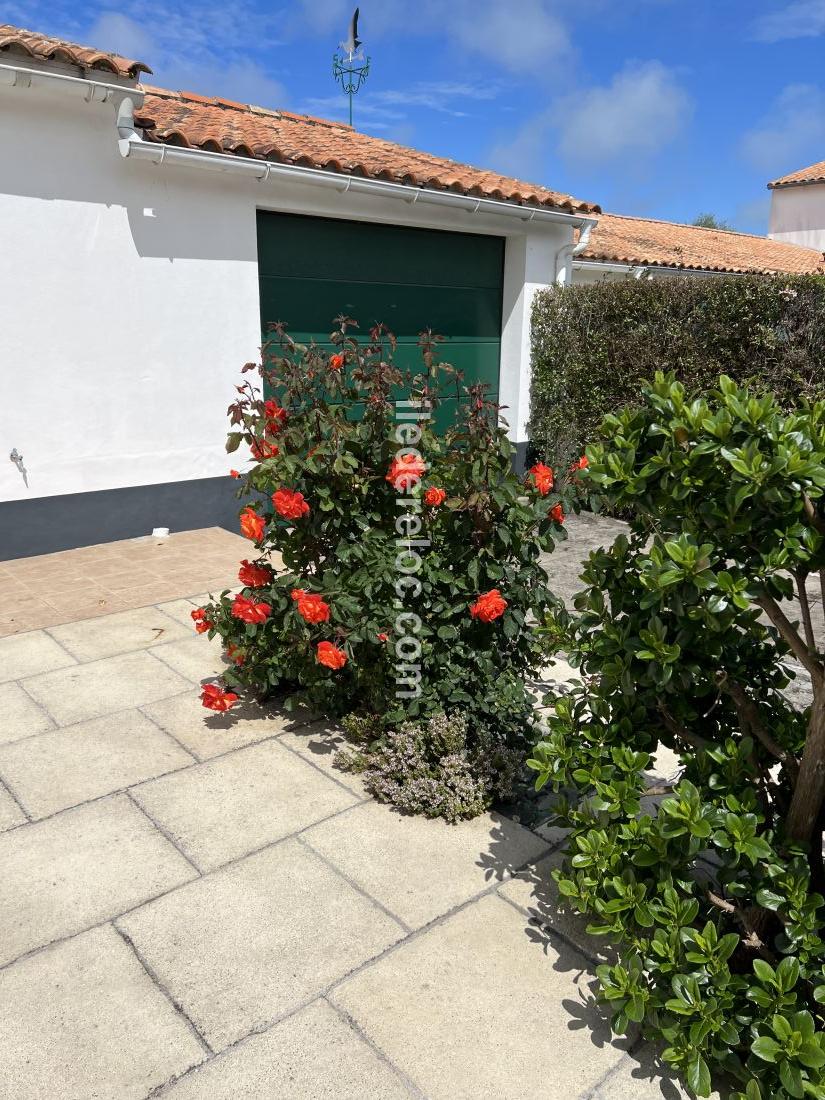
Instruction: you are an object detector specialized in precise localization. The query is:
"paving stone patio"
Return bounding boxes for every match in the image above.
[0,520,704,1098]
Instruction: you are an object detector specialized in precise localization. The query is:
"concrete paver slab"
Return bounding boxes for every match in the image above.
[0,709,194,819]
[46,606,192,662]
[117,839,404,1052]
[152,634,228,683]
[0,630,76,683]
[277,723,369,797]
[333,894,629,1100]
[0,681,55,744]
[21,650,191,726]
[131,739,358,872]
[161,1000,410,1099]
[0,925,206,1100]
[304,803,548,929]
[141,691,303,761]
[0,785,25,831]
[0,794,197,966]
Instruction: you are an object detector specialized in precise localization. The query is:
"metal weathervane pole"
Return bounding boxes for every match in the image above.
[333,6,370,127]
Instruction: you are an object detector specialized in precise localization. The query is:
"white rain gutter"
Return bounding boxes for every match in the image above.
[554,218,599,284]
[572,258,748,281]
[117,125,595,230]
[0,60,144,106]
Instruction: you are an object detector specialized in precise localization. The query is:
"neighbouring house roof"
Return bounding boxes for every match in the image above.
[578,212,825,275]
[769,160,825,189]
[0,24,152,78]
[132,87,600,215]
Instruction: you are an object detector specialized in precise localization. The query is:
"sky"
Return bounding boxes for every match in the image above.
[7,0,825,233]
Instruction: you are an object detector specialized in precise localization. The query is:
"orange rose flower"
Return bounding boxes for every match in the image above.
[240,507,266,542]
[549,503,565,524]
[231,594,272,624]
[238,559,273,588]
[273,489,310,520]
[469,588,508,623]
[191,607,212,634]
[528,463,554,496]
[250,439,279,461]
[230,469,240,479]
[386,453,427,491]
[424,487,447,506]
[225,644,245,667]
[201,683,239,711]
[291,589,330,624]
[329,353,345,371]
[316,640,347,669]
[263,400,288,432]
[570,455,588,472]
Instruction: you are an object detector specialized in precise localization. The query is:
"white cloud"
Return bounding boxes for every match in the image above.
[740,83,825,174]
[752,0,825,41]
[555,61,691,168]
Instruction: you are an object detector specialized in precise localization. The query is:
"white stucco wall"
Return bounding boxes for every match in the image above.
[0,78,572,510]
[769,184,825,251]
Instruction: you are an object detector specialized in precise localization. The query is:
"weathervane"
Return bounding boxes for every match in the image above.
[333,7,370,127]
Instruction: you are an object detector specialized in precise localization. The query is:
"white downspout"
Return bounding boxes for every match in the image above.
[555,217,598,284]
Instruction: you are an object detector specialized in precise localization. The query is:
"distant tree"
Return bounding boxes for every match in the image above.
[692,212,736,231]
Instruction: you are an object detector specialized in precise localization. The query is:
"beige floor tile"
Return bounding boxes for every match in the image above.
[156,598,202,625]
[132,739,358,872]
[141,691,305,761]
[304,805,548,930]
[152,634,228,684]
[334,894,630,1100]
[0,682,56,744]
[0,785,25,832]
[498,850,616,963]
[591,1047,700,1099]
[162,999,409,1099]
[0,710,194,819]
[276,723,367,796]
[0,925,206,1099]
[0,794,197,966]
[22,650,191,726]
[47,606,192,663]
[0,630,76,683]
[118,840,404,1051]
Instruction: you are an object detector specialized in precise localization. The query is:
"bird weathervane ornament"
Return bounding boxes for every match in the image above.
[333,7,370,127]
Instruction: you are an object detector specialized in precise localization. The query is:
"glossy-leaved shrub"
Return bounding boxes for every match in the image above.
[529,373,825,1098]
[196,319,576,817]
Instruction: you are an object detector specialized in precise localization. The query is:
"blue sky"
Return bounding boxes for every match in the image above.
[8,0,825,232]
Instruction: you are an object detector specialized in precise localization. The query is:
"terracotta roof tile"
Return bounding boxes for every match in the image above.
[769,160,825,189]
[0,24,151,78]
[579,212,825,275]
[134,86,599,215]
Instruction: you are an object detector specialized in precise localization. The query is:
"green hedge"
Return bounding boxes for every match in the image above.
[529,274,825,471]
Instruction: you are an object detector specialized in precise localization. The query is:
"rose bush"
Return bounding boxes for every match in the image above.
[195,318,575,817]
[529,372,825,1099]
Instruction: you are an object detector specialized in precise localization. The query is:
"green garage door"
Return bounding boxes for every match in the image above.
[256,211,504,430]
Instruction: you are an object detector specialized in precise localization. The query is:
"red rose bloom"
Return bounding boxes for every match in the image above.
[377,632,389,642]
[291,589,330,624]
[201,683,239,712]
[549,503,565,524]
[238,559,273,588]
[250,439,279,460]
[240,507,266,542]
[469,589,508,623]
[231,594,272,624]
[570,455,589,472]
[329,353,345,371]
[528,463,554,496]
[424,487,447,507]
[273,489,310,520]
[225,644,245,667]
[386,453,427,491]
[230,469,240,479]
[263,400,288,432]
[191,607,212,634]
[316,640,347,669]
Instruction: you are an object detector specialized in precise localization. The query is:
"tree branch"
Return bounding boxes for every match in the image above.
[720,677,800,783]
[657,703,712,753]
[803,492,825,537]
[796,571,817,654]
[754,592,824,686]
